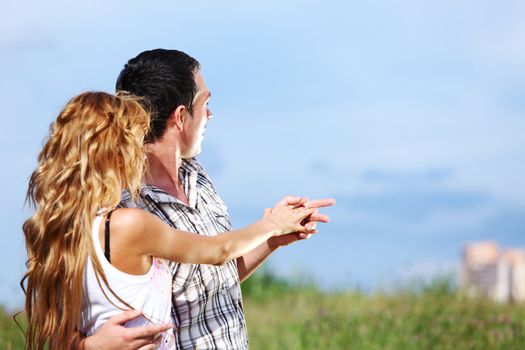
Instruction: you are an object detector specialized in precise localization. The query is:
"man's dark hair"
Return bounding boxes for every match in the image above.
[115,49,201,142]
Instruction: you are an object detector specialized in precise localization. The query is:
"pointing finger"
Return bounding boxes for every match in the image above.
[304,198,336,209]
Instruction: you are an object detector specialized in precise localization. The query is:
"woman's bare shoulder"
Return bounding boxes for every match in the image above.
[110,208,155,235]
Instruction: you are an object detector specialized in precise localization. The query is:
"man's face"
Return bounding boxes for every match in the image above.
[181,71,212,158]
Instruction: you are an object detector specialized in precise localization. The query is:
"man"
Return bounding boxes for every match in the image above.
[83,49,334,349]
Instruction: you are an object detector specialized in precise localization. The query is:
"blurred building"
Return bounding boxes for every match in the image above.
[461,241,525,303]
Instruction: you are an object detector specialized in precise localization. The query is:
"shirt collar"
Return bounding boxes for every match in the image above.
[140,158,202,208]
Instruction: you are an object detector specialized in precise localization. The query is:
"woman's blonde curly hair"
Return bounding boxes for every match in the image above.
[21,91,150,349]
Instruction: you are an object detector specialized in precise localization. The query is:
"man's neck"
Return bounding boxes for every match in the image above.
[144,147,189,205]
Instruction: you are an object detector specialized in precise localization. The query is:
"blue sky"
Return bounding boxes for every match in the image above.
[1,0,524,307]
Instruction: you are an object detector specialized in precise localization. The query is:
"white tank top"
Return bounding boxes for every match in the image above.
[80,214,175,349]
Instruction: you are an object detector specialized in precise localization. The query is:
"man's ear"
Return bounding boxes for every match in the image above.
[169,105,186,132]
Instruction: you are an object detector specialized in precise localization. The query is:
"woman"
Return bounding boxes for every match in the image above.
[22,92,317,350]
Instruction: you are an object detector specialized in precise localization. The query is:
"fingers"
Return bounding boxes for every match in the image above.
[275,195,307,208]
[108,309,143,325]
[125,323,172,347]
[138,346,162,350]
[134,323,172,339]
[293,208,319,232]
[304,198,336,209]
[136,334,163,349]
[305,221,317,231]
[308,212,330,223]
[276,197,335,209]
[294,223,318,234]
[294,207,318,221]
[152,334,163,346]
[294,197,308,208]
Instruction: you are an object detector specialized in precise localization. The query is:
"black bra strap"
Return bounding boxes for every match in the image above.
[104,210,115,263]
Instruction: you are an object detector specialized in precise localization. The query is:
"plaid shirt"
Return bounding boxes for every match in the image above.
[119,158,249,349]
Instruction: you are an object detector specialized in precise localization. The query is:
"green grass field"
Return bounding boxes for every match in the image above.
[244,277,525,350]
[2,273,525,349]
[0,306,25,350]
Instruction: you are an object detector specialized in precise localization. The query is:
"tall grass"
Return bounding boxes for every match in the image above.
[0,306,25,350]
[243,273,525,350]
[2,271,524,349]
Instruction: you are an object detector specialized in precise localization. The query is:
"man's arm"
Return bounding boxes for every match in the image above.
[237,196,335,282]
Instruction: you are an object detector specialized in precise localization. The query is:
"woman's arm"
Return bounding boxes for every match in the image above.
[113,205,316,266]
